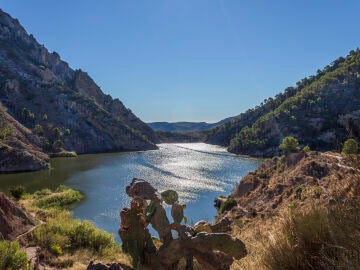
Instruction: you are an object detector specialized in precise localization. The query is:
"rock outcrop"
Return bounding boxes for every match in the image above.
[0,192,35,240]
[0,8,158,171]
[0,105,49,172]
[217,151,360,222]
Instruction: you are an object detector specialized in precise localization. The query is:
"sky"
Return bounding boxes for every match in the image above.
[1,1,360,122]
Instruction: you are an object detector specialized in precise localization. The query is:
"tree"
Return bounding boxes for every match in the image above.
[0,126,12,141]
[9,186,26,200]
[34,124,43,135]
[52,139,63,152]
[279,136,300,156]
[342,138,358,155]
[52,127,61,139]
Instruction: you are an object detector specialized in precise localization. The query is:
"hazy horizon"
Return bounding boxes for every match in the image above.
[2,1,360,122]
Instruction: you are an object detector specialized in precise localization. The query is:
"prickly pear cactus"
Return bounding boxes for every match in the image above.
[171,203,184,224]
[161,189,178,205]
[119,178,247,270]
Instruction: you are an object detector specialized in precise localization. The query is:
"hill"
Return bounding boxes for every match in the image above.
[204,49,360,157]
[0,8,157,170]
[216,151,360,269]
[148,117,233,133]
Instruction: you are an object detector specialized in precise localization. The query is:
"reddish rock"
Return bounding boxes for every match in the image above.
[0,192,35,240]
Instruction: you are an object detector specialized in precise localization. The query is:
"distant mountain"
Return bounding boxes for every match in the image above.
[0,8,157,172]
[204,49,360,157]
[148,117,234,133]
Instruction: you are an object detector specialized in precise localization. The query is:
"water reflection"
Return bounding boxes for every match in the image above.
[0,143,262,241]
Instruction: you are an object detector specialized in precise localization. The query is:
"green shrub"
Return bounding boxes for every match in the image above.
[32,217,117,253]
[9,185,26,200]
[219,198,237,213]
[34,188,52,198]
[52,127,61,139]
[34,124,43,135]
[50,244,63,256]
[279,136,300,156]
[0,241,28,270]
[302,145,310,152]
[342,138,358,155]
[0,126,12,141]
[52,139,63,152]
[32,186,83,209]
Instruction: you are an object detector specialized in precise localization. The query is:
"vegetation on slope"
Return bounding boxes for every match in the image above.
[148,117,233,133]
[259,202,360,270]
[205,49,360,157]
[0,241,28,270]
[19,185,130,269]
[216,148,360,270]
[0,8,157,167]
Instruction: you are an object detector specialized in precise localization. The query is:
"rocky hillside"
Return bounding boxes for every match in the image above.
[0,9,157,159]
[0,192,35,240]
[155,130,202,143]
[204,49,360,157]
[0,104,49,172]
[216,151,360,269]
[219,151,359,220]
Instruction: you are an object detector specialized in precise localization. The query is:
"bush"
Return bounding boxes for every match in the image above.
[32,217,117,253]
[0,241,28,270]
[32,185,83,209]
[52,139,63,152]
[302,145,310,152]
[342,138,358,155]
[219,198,237,213]
[34,124,43,135]
[52,127,61,139]
[0,126,12,141]
[50,244,63,256]
[279,136,300,156]
[9,185,26,200]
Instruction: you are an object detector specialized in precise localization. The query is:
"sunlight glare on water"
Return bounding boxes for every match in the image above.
[67,143,262,240]
[0,143,262,242]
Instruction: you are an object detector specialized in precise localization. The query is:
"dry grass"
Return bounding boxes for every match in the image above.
[230,198,360,270]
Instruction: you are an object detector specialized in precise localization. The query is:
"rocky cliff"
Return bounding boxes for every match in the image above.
[0,104,49,172]
[0,192,35,240]
[218,151,359,221]
[204,50,360,157]
[0,9,157,164]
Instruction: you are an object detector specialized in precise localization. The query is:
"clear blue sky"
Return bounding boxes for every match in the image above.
[1,1,360,122]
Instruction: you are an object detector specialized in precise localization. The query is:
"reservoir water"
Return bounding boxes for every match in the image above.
[0,143,261,241]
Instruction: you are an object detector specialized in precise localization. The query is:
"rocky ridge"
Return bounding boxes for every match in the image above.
[0,8,157,172]
[204,50,360,157]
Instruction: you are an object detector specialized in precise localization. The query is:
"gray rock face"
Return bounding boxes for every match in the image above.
[0,9,158,160]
